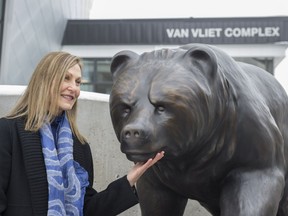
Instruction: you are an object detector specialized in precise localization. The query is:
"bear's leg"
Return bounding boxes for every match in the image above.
[137,169,188,216]
[276,179,288,216]
[219,168,285,216]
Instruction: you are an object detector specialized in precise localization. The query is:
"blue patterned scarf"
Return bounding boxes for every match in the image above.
[40,113,89,216]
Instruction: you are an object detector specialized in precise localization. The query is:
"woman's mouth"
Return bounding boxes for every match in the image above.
[62,94,75,101]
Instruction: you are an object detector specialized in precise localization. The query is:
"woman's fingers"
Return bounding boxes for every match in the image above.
[127,151,165,186]
[142,151,165,168]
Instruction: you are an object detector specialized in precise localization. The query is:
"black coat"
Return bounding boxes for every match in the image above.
[0,117,138,216]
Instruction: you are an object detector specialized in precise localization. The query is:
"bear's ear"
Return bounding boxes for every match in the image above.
[184,46,218,78]
[110,50,139,81]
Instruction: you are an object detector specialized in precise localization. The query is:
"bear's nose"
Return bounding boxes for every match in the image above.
[124,129,140,138]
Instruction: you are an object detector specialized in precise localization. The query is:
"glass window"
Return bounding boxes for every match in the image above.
[81,56,274,94]
[81,59,95,92]
[95,59,113,93]
[234,57,274,74]
[81,58,113,93]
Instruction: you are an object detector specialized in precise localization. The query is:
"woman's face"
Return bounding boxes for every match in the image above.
[57,64,82,114]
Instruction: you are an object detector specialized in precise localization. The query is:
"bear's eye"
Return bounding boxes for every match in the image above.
[122,107,131,117]
[156,105,165,114]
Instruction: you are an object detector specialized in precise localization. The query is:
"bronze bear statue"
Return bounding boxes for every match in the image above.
[109,43,288,216]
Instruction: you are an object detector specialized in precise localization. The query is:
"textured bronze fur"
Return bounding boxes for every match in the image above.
[109,43,288,216]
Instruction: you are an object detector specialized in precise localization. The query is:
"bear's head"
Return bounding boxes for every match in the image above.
[109,44,234,162]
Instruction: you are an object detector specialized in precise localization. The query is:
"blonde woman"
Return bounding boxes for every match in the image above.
[0,51,164,216]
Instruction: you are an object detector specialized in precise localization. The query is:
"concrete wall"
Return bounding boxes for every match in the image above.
[0,85,211,216]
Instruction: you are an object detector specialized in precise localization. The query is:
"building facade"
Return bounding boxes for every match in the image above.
[62,16,288,93]
[0,2,287,94]
[0,0,93,85]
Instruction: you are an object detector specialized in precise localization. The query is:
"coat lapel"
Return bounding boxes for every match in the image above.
[16,118,48,216]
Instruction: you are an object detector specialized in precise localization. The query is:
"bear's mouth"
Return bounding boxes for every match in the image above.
[125,152,158,163]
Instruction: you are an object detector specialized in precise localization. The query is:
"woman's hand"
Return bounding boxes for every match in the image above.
[127,151,165,187]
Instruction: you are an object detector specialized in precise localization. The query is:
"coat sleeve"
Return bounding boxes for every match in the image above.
[84,176,139,216]
[75,141,139,216]
[0,118,12,215]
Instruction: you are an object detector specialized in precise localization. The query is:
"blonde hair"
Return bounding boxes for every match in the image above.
[7,51,87,144]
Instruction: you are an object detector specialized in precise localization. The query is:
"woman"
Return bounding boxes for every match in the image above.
[0,51,164,216]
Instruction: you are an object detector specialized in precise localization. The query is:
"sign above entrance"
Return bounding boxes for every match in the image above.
[166,27,280,39]
[62,16,288,45]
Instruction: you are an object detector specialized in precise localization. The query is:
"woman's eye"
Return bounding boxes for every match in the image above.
[76,80,82,86]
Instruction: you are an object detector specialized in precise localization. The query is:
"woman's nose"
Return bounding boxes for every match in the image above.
[67,81,79,91]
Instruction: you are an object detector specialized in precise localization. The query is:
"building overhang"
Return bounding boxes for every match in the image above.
[62,16,288,46]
